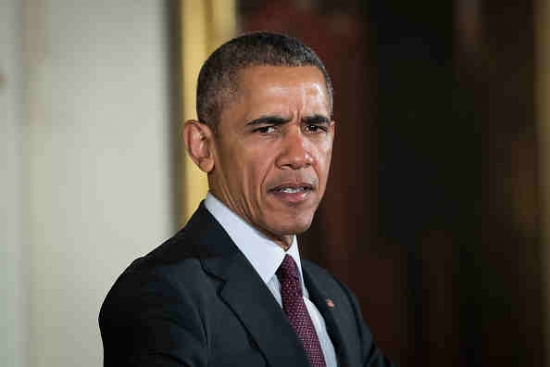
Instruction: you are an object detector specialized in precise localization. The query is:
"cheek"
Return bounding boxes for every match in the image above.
[234,148,273,193]
[315,139,334,174]
[248,157,272,189]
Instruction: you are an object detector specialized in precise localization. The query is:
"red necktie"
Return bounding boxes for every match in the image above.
[276,255,327,367]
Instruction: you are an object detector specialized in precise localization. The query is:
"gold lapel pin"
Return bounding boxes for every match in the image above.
[326,298,335,308]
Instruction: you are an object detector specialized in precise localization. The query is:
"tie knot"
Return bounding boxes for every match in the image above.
[276,254,301,284]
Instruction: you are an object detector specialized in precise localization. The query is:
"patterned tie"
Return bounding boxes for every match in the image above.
[276,255,327,367]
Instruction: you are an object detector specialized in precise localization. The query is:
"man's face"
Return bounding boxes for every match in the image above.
[209,65,335,248]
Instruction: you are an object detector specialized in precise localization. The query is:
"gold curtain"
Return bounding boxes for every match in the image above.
[178,0,236,225]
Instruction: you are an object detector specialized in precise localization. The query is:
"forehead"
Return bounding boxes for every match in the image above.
[232,65,330,110]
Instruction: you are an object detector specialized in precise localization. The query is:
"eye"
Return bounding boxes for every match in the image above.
[253,125,276,134]
[304,124,328,133]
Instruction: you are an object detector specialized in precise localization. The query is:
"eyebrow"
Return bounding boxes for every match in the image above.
[302,114,330,124]
[245,115,291,126]
[245,114,330,127]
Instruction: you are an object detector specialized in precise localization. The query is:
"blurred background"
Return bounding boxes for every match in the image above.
[2,0,550,366]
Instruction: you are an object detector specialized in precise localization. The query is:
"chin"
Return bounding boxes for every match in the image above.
[268,214,314,236]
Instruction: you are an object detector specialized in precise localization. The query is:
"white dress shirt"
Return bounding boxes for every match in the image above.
[204,193,338,367]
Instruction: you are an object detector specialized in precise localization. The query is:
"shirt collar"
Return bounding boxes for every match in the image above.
[204,192,306,289]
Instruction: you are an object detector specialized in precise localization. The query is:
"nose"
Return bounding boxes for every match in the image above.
[275,127,314,169]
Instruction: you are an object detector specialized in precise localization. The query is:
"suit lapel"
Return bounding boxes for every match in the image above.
[217,258,310,367]
[303,266,354,367]
[190,205,310,367]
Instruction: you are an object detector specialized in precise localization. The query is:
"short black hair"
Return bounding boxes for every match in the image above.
[196,31,333,132]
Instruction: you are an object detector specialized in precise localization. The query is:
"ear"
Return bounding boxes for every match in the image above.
[182,119,215,173]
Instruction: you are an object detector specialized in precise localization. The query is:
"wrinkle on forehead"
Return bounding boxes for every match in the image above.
[262,85,329,116]
[238,66,329,105]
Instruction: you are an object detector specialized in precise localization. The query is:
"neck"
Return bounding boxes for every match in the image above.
[207,191,295,251]
[273,235,293,251]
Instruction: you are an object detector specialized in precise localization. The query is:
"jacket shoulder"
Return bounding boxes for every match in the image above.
[100,205,228,322]
[302,260,352,296]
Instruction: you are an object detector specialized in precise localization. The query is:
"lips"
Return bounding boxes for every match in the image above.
[268,182,314,204]
[269,183,314,193]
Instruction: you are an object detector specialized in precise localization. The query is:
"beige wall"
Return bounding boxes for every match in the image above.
[1,1,27,366]
[1,1,172,366]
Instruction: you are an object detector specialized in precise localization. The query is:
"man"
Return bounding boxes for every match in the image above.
[99,32,393,367]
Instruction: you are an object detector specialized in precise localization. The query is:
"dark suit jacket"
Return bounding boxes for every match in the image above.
[99,204,393,366]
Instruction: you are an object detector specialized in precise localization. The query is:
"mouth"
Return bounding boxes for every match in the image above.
[268,183,314,204]
[269,182,314,192]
